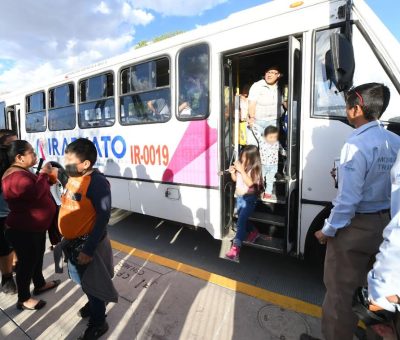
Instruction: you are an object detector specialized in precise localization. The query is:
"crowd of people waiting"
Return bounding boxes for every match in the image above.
[0,132,117,340]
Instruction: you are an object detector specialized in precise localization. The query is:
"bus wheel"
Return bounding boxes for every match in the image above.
[304,204,332,269]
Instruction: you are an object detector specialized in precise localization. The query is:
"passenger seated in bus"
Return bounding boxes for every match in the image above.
[147,98,170,119]
[225,145,263,261]
[178,77,208,117]
[249,124,286,201]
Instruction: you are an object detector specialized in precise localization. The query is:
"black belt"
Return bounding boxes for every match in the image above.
[356,209,390,215]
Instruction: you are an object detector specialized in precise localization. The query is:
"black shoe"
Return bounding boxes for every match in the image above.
[16,299,46,310]
[78,302,90,318]
[78,322,109,340]
[2,277,17,295]
[299,335,321,340]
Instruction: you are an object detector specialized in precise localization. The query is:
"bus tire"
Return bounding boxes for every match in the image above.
[304,204,332,269]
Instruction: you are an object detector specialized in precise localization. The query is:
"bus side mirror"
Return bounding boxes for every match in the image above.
[325,33,355,92]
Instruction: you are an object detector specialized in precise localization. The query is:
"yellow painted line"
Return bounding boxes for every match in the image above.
[111,239,322,318]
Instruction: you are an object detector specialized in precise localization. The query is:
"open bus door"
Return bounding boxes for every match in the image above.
[6,104,21,138]
[286,36,302,253]
[220,59,237,235]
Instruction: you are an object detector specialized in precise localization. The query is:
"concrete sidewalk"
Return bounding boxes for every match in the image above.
[0,245,323,340]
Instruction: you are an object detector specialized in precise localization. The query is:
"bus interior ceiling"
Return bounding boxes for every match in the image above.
[230,45,289,94]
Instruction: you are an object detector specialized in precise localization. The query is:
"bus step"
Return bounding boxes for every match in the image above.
[234,211,285,227]
[249,211,285,226]
[258,197,286,205]
[243,235,285,253]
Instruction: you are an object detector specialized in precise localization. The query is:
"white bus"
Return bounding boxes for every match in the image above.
[1,0,399,261]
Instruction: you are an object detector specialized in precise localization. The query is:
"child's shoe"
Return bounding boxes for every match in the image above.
[262,193,273,200]
[225,245,240,261]
[246,230,259,243]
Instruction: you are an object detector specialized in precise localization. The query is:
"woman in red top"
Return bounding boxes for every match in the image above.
[0,140,59,310]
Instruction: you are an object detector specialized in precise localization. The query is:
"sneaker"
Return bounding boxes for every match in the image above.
[2,277,17,295]
[78,302,90,318]
[263,193,278,202]
[262,193,273,200]
[225,245,240,261]
[246,230,259,243]
[78,322,109,340]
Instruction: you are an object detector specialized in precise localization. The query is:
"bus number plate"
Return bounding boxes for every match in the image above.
[130,145,169,165]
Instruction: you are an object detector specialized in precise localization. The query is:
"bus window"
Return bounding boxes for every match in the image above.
[120,57,171,125]
[48,83,76,131]
[0,102,6,129]
[177,43,209,120]
[313,28,346,118]
[313,26,400,122]
[78,72,115,129]
[26,91,46,133]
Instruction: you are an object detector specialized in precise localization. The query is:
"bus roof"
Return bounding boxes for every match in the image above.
[1,0,355,100]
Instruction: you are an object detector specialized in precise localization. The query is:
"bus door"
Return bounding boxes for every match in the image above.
[285,36,302,252]
[6,104,21,138]
[220,59,237,235]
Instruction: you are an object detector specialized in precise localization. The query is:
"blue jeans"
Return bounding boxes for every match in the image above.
[263,164,278,194]
[67,260,81,285]
[234,194,257,247]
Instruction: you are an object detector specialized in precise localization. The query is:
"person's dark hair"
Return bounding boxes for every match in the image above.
[239,145,262,187]
[264,125,279,137]
[65,138,97,167]
[0,129,17,146]
[265,65,281,74]
[345,83,391,121]
[0,140,31,184]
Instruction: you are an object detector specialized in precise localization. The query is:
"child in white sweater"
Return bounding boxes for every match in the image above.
[250,124,286,200]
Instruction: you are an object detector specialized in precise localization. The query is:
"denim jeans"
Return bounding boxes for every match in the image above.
[263,164,278,194]
[67,260,81,285]
[233,194,257,247]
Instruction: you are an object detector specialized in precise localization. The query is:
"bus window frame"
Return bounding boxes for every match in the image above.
[310,23,348,122]
[25,90,47,133]
[118,54,172,126]
[311,21,400,122]
[48,82,77,131]
[176,42,211,122]
[77,70,116,129]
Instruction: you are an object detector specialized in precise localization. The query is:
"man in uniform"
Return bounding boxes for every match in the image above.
[314,83,400,340]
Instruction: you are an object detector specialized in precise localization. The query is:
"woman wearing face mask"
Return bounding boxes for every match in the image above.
[0,140,59,310]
